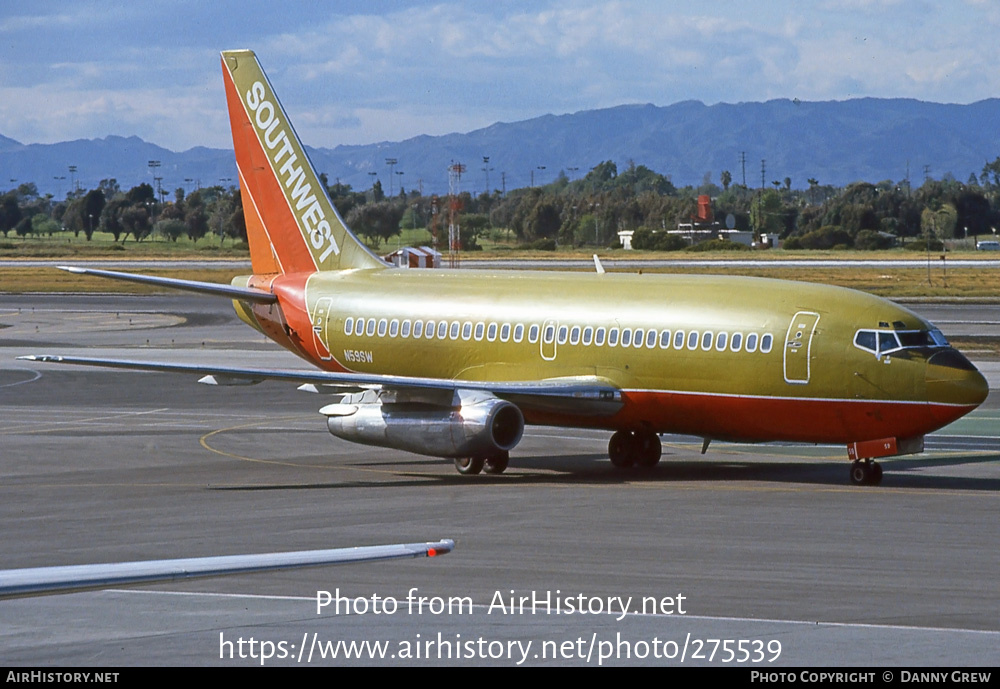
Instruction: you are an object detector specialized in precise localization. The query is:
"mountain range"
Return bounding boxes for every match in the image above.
[2,97,999,199]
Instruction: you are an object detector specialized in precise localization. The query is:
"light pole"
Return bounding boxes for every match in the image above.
[148,160,162,202]
[385,158,398,196]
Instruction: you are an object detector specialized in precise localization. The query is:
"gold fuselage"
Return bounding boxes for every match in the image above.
[234,269,987,444]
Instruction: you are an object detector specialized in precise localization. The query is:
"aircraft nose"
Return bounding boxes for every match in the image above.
[925,349,989,408]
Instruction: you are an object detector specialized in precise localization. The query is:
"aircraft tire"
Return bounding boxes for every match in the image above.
[455,456,485,475]
[870,461,883,485]
[634,432,662,468]
[609,431,636,468]
[483,452,510,475]
[849,461,869,486]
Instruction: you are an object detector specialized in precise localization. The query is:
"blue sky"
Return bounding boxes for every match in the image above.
[2,0,999,152]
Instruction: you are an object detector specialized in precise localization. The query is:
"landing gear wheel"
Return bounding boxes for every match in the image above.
[869,461,883,486]
[483,452,509,475]
[634,432,662,468]
[850,460,882,486]
[454,456,485,475]
[608,431,636,468]
[849,460,869,486]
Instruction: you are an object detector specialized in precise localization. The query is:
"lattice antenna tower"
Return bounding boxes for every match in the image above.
[448,162,466,268]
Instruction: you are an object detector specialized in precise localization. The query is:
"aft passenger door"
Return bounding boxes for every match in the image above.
[783,311,820,384]
[311,297,333,361]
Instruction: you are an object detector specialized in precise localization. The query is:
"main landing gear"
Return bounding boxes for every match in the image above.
[849,459,883,486]
[454,451,509,475]
[608,430,662,469]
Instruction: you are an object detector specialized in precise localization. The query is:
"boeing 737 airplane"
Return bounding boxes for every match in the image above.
[22,50,989,486]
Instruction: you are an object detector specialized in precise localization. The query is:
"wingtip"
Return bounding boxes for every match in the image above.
[57,266,86,274]
[426,539,455,557]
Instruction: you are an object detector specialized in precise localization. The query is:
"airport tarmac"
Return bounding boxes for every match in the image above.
[1,293,998,666]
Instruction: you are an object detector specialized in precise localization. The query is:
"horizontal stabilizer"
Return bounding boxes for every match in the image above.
[57,266,277,304]
[0,540,454,599]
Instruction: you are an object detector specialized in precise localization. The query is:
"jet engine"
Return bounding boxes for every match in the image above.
[321,389,524,460]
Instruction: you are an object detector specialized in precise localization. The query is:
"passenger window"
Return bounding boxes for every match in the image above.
[400,320,411,338]
[424,320,434,338]
[646,329,657,348]
[687,331,699,350]
[701,331,713,351]
[413,320,423,338]
[760,334,773,353]
[674,330,685,349]
[344,317,354,336]
[621,329,632,347]
[389,319,399,337]
[543,324,555,344]
[730,332,743,351]
[366,318,376,337]
[716,332,727,351]
[461,322,472,340]
[377,319,387,337]
[451,321,461,340]
[746,333,758,352]
[437,321,448,339]
[570,326,581,345]
[528,324,539,343]
[557,325,568,345]
[595,327,606,346]
[486,323,497,341]
[500,323,511,342]
[659,329,671,349]
[631,328,643,348]
[514,324,524,343]
[608,328,620,346]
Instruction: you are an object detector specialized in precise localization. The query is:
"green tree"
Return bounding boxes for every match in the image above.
[31,213,59,237]
[0,192,21,237]
[346,200,404,249]
[82,189,105,240]
[121,206,152,242]
[184,190,209,242]
[154,219,187,242]
[749,189,785,240]
[100,197,128,242]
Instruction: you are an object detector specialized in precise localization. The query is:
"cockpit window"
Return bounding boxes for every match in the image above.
[854,328,949,357]
[854,331,877,353]
[878,331,900,354]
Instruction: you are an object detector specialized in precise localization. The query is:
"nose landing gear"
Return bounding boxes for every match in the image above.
[849,459,883,486]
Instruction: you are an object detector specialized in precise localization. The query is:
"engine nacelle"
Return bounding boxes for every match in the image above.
[322,389,524,459]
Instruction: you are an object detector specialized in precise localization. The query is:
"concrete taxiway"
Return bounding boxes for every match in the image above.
[1,294,998,666]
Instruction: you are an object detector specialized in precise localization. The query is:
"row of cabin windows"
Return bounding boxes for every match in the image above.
[342,317,774,354]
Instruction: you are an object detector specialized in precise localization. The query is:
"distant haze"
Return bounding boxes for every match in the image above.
[2,97,999,198]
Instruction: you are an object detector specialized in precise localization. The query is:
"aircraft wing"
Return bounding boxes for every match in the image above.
[0,539,453,599]
[19,355,624,417]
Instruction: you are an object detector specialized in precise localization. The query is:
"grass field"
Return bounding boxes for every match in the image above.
[3,230,1000,299]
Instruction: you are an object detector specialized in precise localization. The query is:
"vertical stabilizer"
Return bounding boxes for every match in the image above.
[221,50,386,274]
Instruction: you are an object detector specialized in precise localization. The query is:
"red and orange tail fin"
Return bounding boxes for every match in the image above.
[221,50,386,275]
